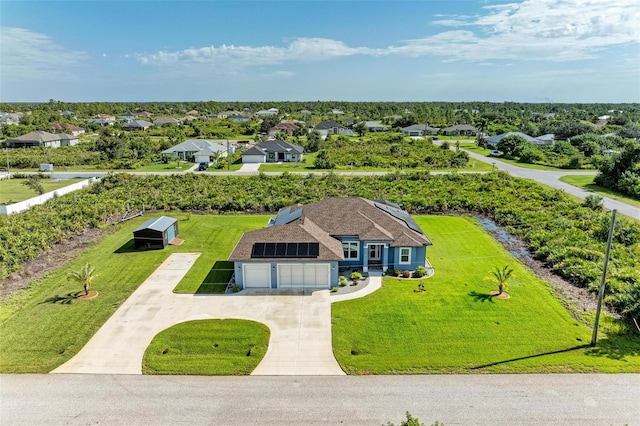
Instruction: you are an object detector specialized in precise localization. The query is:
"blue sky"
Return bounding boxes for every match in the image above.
[1,0,639,103]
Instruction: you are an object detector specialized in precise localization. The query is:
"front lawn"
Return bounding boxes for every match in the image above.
[0,214,268,373]
[332,216,640,374]
[0,178,84,204]
[559,175,640,208]
[142,319,270,375]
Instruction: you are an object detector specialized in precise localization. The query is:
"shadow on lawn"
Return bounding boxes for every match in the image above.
[582,334,640,361]
[196,261,234,294]
[468,291,495,303]
[471,344,590,369]
[114,239,137,253]
[41,291,83,304]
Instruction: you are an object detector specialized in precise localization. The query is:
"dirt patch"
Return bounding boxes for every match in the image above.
[490,291,511,299]
[0,226,117,298]
[77,290,99,300]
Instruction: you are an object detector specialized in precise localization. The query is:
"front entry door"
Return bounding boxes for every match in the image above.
[369,245,381,262]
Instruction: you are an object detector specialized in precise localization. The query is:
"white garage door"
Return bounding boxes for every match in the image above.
[278,263,331,288]
[243,263,271,288]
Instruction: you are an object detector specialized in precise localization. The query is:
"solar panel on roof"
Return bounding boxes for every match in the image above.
[297,242,309,257]
[309,243,319,257]
[374,202,424,234]
[276,243,287,256]
[286,243,297,256]
[251,242,266,258]
[273,206,303,225]
[264,243,276,256]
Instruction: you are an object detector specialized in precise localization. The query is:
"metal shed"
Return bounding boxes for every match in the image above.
[133,216,178,250]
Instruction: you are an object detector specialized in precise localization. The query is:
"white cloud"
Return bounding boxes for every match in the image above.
[0,27,89,79]
[131,0,639,67]
[273,70,295,78]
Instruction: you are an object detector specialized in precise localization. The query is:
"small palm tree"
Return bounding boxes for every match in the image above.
[68,263,97,296]
[484,265,514,295]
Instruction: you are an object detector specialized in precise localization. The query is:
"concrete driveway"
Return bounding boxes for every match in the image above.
[52,253,381,376]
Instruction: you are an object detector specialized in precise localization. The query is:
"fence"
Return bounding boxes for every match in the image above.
[0,178,98,215]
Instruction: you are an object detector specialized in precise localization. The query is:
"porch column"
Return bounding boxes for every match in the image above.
[382,245,389,272]
[363,243,369,273]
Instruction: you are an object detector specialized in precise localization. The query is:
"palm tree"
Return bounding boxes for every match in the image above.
[484,265,514,295]
[68,263,97,296]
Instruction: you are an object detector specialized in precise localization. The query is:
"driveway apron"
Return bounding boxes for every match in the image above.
[52,253,348,376]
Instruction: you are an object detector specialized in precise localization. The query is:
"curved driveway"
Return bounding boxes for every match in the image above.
[52,253,383,376]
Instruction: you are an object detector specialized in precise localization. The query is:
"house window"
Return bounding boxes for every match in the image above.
[342,241,359,260]
[399,247,411,264]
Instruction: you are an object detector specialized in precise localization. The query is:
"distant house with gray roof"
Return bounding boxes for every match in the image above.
[162,139,232,163]
[314,120,353,138]
[242,140,303,163]
[6,130,78,148]
[122,120,153,131]
[485,132,555,148]
[401,124,439,137]
[440,124,478,136]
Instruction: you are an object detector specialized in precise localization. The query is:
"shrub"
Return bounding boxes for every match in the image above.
[232,285,241,293]
[331,286,339,293]
[350,271,363,282]
[385,268,398,276]
[402,270,412,278]
[583,194,603,211]
[339,276,348,287]
[413,266,428,278]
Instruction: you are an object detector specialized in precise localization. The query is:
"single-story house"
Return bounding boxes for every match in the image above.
[332,109,345,115]
[138,111,153,118]
[6,130,78,148]
[215,110,242,119]
[242,140,304,163]
[363,121,390,132]
[122,120,153,131]
[229,115,252,123]
[61,110,75,117]
[0,112,21,125]
[269,122,300,137]
[133,216,179,250]
[256,108,279,117]
[440,124,478,136]
[485,132,554,148]
[314,120,354,138]
[153,117,180,126]
[120,113,138,122]
[87,118,115,126]
[162,139,231,162]
[229,197,432,289]
[49,123,86,136]
[401,124,439,137]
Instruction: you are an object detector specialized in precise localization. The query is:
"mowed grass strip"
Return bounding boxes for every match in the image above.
[559,174,640,208]
[0,178,84,204]
[332,215,640,374]
[0,214,268,373]
[142,319,270,375]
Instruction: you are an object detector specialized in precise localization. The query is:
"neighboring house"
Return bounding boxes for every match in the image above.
[242,140,303,163]
[120,113,138,122]
[87,117,115,126]
[314,120,354,138]
[153,117,180,126]
[133,216,179,250]
[401,124,439,137]
[342,118,355,126]
[49,123,86,136]
[122,120,153,131]
[332,109,345,115]
[363,121,390,132]
[229,115,252,123]
[384,114,403,121]
[215,110,242,119]
[229,197,432,289]
[0,112,21,125]
[6,130,78,148]
[186,110,199,116]
[602,149,620,156]
[137,111,153,118]
[61,110,75,117]
[299,109,312,115]
[255,108,279,117]
[485,132,553,147]
[268,122,300,137]
[162,139,231,162]
[440,124,478,136]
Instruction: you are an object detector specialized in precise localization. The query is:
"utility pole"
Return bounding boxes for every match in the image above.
[591,209,617,347]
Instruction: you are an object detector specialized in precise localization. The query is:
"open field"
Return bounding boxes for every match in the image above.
[0,178,84,204]
[332,215,640,374]
[0,214,268,373]
[559,175,640,208]
[142,319,270,375]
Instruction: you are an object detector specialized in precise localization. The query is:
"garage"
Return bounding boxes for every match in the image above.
[243,263,271,288]
[277,263,331,288]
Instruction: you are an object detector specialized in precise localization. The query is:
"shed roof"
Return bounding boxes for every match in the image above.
[134,216,177,233]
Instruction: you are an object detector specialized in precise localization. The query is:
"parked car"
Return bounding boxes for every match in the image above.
[489,150,502,157]
[197,162,209,171]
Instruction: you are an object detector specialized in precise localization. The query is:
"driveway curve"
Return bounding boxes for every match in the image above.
[53,254,382,376]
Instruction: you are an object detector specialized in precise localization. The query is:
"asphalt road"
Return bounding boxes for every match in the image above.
[2,374,639,425]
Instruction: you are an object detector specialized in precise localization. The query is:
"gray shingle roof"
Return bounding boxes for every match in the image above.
[162,139,227,154]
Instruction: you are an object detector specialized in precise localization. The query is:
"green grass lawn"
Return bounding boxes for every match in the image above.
[332,215,640,374]
[0,214,269,373]
[142,319,270,375]
[460,144,590,172]
[0,178,84,204]
[559,175,640,208]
